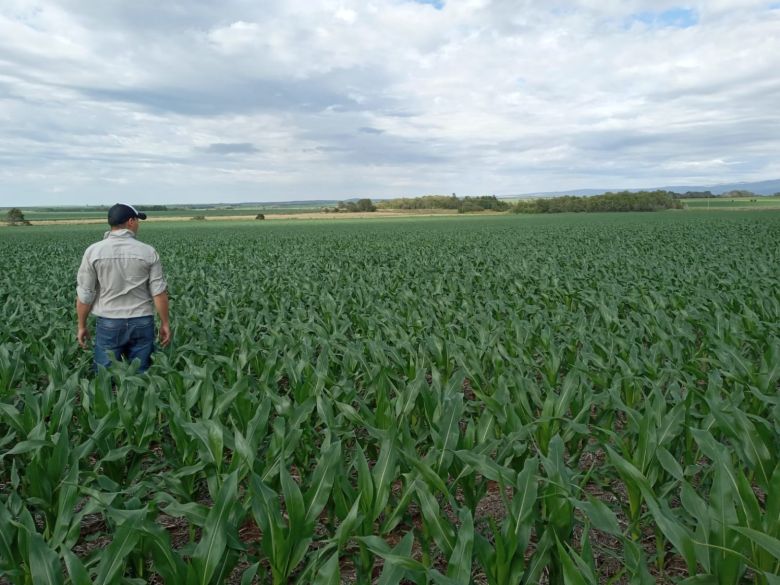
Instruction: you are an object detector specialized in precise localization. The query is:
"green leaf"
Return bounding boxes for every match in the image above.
[250,475,287,577]
[656,446,684,482]
[732,526,780,561]
[403,451,450,496]
[0,498,18,570]
[354,444,375,515]
[27,530,64,585]
[447,507,474,585]
[453,448,517,485]
[556,539,592,585]
[765,463,780,537]
[415,482,456,557]
[573,496,621,536]
[280,465,311,575]
[510,456,539,543]
[304,441,341,526]
[240,562,261,585]
[334,494,362,550]
[139,521,187,584]
[372,436,398,521]
[360,535,427,572]
[2,439,51,457]
[377,532,414,585]
[192,471,238,585]
[281,465,306,535]
[95,513,144,584]
[521,532,553,585]
[313,551,340,585]
[51,463,80,548]
[62,548,92,585]
[435,393,463,473]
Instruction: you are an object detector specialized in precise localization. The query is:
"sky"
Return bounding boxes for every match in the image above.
[1,0,779,206]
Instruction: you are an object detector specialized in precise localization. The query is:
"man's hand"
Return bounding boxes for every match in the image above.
[153,291,171,348]
[77,326,90,349]
[76,298,93,349]
[158,323,171,347]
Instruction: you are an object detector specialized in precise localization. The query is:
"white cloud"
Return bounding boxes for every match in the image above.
[0,0,778,205]
[334,8,357,24]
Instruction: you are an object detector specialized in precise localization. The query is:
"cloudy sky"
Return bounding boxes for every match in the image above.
[1,0,779,205]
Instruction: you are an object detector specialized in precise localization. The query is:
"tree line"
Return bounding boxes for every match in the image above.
[513,190,683,214]
[321,192,682,214]
[376,194,510,213]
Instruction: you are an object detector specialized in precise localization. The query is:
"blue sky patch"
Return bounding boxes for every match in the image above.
[630,7,698,29]
[411,0,444,9]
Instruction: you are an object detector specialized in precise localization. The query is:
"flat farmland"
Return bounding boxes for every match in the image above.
[682,196,780,209]
[14,205,325,222]
[1,212,779,584]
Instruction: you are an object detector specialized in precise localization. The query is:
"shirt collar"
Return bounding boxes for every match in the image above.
[103,228,136,239]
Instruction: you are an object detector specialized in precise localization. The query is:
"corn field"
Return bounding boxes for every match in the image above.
[1,213,779,584]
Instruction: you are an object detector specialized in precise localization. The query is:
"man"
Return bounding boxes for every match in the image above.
[76,203,171,372]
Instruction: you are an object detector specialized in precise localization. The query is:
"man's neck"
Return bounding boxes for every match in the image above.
[108,227,136,236]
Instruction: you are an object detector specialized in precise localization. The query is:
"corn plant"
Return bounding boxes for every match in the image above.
[1,212,779,583]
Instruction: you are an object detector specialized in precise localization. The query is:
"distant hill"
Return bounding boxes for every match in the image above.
[662,178,780,195]
[507,178,780,198]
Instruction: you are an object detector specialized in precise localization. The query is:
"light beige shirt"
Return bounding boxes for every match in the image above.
[77,229,167,318]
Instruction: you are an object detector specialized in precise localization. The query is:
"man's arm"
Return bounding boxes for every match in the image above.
[76,250,97,349]
[76,299,92,348]
[153,291,171,347]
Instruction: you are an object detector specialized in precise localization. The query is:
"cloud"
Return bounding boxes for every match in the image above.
[202,143,259,155]
[0,0,778,204]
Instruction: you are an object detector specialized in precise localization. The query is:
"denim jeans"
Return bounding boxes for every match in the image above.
[94,315,155,372]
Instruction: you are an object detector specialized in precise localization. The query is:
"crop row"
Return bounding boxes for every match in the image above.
[1,213,779,584]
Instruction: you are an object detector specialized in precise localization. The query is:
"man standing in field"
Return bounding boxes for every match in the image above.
[76,203,171,372]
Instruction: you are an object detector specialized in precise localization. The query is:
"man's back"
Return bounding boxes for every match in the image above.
[78,229,167,319]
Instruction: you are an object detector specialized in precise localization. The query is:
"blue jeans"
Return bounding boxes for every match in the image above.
[94,316,155,373]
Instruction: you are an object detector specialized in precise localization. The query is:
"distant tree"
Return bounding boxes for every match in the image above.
[458,200,483,213]
[721,190,756,198]
[680,190,715,198]
[337,200,377,212]
[459,196,511,213]
[191,215,207,221]
[5,208,30,225]
[255,213,265,220]
[354,198,376,212]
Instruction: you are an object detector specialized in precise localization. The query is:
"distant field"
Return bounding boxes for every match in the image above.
[682,196,780,208]
[15,204,326,221]
[5,198,780,226]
